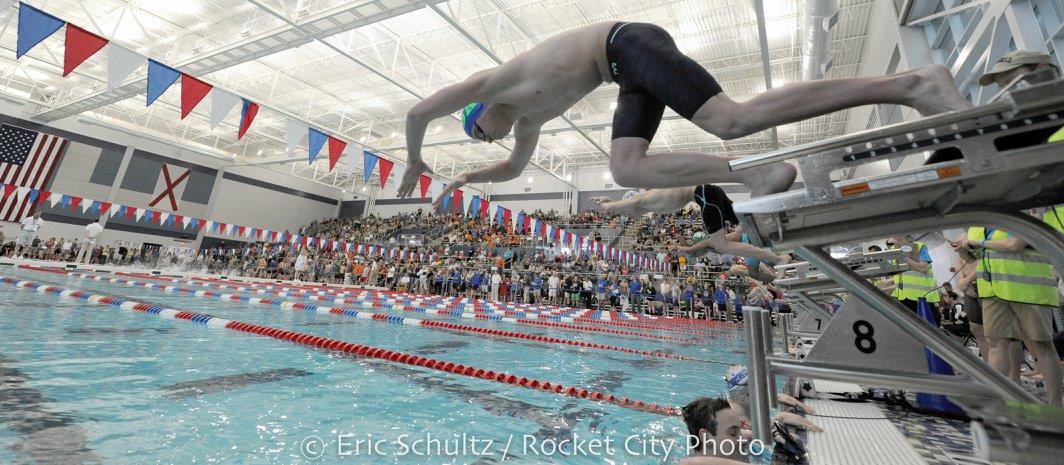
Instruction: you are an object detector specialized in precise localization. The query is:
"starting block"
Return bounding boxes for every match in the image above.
[731,71,1064,463]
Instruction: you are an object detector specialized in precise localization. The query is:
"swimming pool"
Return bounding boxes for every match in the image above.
[0,265,747,464]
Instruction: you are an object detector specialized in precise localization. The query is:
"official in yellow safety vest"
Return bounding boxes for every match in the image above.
[886,236,940,316]
[953,224,1062,405]
[1045,205,1064,235]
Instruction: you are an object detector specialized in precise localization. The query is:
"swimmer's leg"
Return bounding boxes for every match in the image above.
[610,138,796,196]
[706,229,788,265]
[691,65,970,138]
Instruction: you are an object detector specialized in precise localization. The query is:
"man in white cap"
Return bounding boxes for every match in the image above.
[978,50,1060,89]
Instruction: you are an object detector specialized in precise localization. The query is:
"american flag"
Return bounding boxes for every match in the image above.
[0,125,69,222]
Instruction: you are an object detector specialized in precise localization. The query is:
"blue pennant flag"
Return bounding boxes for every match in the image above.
[439,183,451,212]
[89,200,101,214]
[468,196,479,217]
[16,3,65,58]
[146,59,180,106]
[26,188,38,205]
[495,206,504,224]
[59,194,71,209]
[362,150,378,183]
[308,128,327,163]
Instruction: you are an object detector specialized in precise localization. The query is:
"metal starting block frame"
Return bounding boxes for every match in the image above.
[731,74,1064,461]
[778,249,909,341]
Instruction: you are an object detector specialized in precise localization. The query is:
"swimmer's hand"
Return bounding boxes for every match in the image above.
[773,412,823,432]
[588,196,614,210]
[398,161,433,199]
[433,173,469,208]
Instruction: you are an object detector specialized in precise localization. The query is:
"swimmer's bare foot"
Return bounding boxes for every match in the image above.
[907,65,972,116]
[748,161,797,197]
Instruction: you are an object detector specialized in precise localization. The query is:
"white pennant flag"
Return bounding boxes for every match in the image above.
[80,200,92,214]
[107,44,144,92]
[181,216,192,229]
[109,205,121,217]
[345,146,358,177]
[286,118,308,154]
[389,164,406,191]
[210,89,241,129]
[15,187,28,199]
[48,193,62,208]
[133,208,144,221]
[160,212,172,225]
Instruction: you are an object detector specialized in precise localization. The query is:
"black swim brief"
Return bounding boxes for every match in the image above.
[692,184,738,234]
[606,22,724,141]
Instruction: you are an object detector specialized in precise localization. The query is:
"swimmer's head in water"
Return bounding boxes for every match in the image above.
[462,102,490,142]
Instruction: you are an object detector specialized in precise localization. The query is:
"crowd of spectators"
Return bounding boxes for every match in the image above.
[2,208,785,319]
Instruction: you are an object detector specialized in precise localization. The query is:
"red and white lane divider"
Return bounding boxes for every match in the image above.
[118,271,724,327]
[95,269,695,343]
[114,271,736,339]
[0,274,680,417]
[26,267,702,363]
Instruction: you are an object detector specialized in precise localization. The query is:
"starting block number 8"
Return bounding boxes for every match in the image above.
[852,320,876,354]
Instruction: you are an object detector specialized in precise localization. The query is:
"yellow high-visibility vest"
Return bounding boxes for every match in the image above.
[1044,206,1064,235]
[892,241,940,303]
[968,227,1059,306]
[1049,126,1064,143]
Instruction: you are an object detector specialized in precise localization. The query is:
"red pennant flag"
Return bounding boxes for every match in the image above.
[173,214,183,226]
[180,74,213,119]
[237,225,246,237]
[378,158,394,186]
[63,24,108,77]
[452,189,464,213]
[237,100,259,140]
[2,185,16,198]
[195,219,206,231]
[99,202,111,214]
[326,136,347,171]
[125,207,136,220]
[479,198,489,217]
[36,190,50,206]
[69,196,82,211]
[418,175,431,199]
[150,211,161,223]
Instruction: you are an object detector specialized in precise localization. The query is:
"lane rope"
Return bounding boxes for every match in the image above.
[111,271,736,341]
[116,271,729,330]
[0,274,681,417]
[25,266,703,363]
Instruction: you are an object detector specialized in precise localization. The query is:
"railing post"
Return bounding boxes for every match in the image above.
[744,308,773,444]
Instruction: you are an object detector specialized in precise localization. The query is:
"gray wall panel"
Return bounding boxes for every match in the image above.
[119,155,161,194]
[87,145,125,187]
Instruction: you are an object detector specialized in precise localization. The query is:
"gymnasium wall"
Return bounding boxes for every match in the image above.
[0,99,342,248]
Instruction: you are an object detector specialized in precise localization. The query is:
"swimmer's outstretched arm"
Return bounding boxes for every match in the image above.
[679,230,790,267]
[589,187,693,216]
[399,73,492,199]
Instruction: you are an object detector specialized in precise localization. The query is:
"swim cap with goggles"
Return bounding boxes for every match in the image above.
[724,365,749,394]
[462,102,489,141]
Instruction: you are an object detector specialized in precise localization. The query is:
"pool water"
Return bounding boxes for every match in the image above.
[0,267,747,464]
